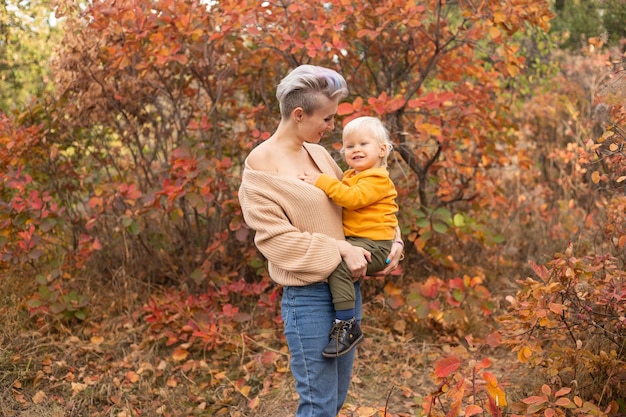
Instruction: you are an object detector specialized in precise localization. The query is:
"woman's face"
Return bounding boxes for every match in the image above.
[298,96,339,144]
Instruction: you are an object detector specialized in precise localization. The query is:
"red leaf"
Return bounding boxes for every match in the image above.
[486,331,501,348]
[529,260,549,282]
[434,356,461,378]
[337,102,354,116]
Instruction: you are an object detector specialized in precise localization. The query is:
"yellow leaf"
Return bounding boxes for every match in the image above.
[416,122,442,137]
[489,26,501,39]
[518,346,532,363]
[609,143,618,152]
[487,385,507,407]
[602,130,615,139]
[493,11,506,23]
[240,385,251,397]
[90,336,104,345]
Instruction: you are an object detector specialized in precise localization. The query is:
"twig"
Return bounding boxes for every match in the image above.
[384,384,395,416]
[243,334,289,356]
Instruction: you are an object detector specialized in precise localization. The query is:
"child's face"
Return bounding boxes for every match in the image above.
[342,129,387,173]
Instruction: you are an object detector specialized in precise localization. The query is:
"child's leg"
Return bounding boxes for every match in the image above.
[327,264,356,318]
[346,237,393,276]
[325,265,362,357]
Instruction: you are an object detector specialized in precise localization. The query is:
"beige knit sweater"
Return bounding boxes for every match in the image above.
[238,143,345,286]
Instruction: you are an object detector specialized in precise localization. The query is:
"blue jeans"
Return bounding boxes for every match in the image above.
[282,281,362,417]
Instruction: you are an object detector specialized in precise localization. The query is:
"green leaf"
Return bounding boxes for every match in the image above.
[73,310,87,321]
[415,218,430,228]
[126,220,141,235]
[433,222,448,234]
[433,207,452,223]
[190,268,204,284]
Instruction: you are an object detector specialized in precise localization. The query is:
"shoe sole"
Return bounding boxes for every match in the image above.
[322,334,364,358]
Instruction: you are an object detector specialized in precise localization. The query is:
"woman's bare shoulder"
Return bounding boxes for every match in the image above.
[246,143,274,171]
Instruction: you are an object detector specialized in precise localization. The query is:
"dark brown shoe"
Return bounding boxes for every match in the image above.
[322,318,364,358]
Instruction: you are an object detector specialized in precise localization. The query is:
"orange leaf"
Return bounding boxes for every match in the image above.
[483,371,497,386]
[352,96,363,111]
[591,171,601,184]
[554,387,571,397]
[32,390,46,404]
[548,303,566,315]
[522,395,548,405]
[172,347,189,362]
[465,404,483,417]
[554,397,572,407]
[125,370,140,383]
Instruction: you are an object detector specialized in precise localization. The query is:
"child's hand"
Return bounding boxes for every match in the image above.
[299,171,320,185]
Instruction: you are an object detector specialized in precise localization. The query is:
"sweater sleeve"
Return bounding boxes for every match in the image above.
[239,176,342,282]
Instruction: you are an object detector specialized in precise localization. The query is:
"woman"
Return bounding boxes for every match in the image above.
[238,65,403,417]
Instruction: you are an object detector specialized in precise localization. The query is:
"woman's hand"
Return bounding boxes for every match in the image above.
[374,240,404,276]
[336,240,371,279]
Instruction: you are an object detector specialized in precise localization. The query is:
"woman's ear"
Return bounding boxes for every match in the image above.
[293,107,304,123]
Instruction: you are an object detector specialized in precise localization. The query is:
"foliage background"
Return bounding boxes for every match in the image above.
[0,0,624,416]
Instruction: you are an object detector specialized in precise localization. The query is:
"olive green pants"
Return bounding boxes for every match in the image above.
[329,237,393,311]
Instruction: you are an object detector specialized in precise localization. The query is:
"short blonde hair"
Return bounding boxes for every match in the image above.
[276,65,349,119]
[342,116,393,166]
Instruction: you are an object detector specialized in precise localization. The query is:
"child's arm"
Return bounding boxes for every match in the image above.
[299,171,321,185]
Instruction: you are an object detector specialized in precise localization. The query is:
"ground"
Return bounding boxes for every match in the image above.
[0,273,529,417]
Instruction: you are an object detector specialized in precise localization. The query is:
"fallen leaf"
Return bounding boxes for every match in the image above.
[32,390,46,404]
[172,347,189,362]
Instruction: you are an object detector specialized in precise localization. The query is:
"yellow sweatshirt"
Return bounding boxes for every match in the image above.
[314,167,398,240]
